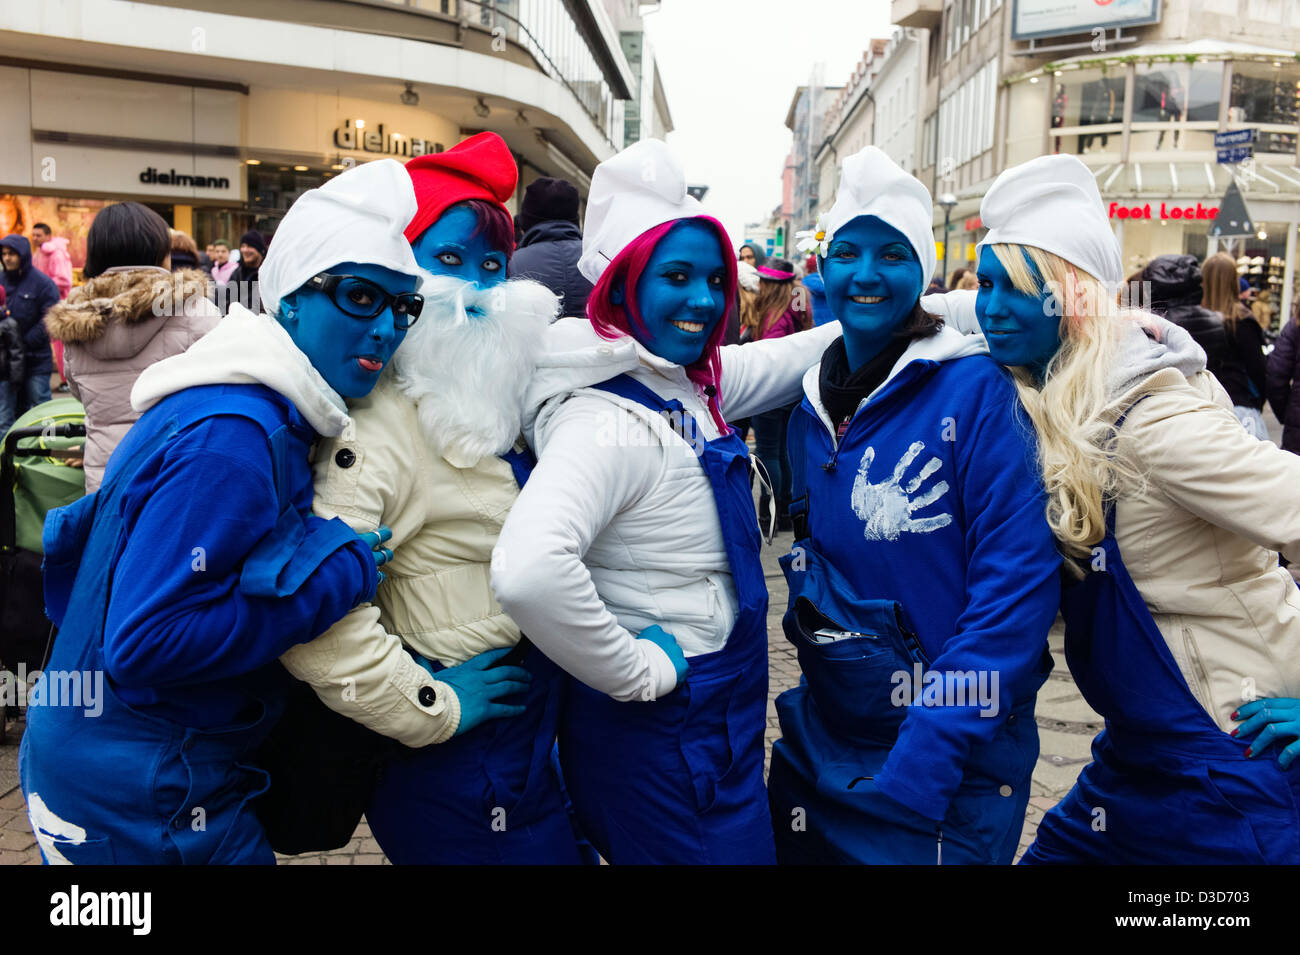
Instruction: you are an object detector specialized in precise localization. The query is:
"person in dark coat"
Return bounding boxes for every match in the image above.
[0,234,58,416]
[0,284,24,433]
[1141,254,1228,378]
[1266,305,1300,455]
[509,178,592,319]
[221,228,266,315]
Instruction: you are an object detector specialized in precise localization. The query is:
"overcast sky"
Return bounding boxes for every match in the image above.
[642,0,894,251]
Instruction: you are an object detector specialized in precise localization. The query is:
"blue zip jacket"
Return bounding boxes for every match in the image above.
[790,331,1060,820]
[800,273,834,327]
[0,234,58,375]
[43,382,375,727]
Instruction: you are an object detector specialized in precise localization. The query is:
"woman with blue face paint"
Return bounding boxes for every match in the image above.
[767,146,1061,865]
[19,160,438,864]
[491,139,843,864]
[282,133,587,864]
[968,154,1300,865]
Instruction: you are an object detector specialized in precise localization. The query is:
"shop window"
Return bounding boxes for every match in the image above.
[1131,61,1223,153]
[1050,68,1125,155]
[1229,60,1300,154]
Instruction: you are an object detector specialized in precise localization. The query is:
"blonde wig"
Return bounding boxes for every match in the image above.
[989,243,1143,559]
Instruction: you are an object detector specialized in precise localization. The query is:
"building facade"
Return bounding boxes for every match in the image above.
[895,0,1300,322]
[0,0,648,277]
[605,0,674,149]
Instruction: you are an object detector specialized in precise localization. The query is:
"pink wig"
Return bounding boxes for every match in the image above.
[586,215,738,434]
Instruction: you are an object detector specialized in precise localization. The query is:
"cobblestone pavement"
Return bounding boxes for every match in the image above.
[0,524,1094,865]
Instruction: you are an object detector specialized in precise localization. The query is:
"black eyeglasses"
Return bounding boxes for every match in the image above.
[304,273,424,329]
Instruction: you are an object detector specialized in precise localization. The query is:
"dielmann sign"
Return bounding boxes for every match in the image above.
[1108,201,1218,220]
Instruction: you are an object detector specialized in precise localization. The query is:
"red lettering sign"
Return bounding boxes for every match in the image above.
[1108,202,1218,220]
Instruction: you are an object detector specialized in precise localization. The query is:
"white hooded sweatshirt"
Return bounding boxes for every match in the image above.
[492,317,841,702]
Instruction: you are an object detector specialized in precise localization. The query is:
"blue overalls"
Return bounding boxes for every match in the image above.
[554,374,776,864]
[364,646,587,864]
[21,386,356,864]
[1023,406,1300,864]
[363,445,588,865]
[767,356,1053,865]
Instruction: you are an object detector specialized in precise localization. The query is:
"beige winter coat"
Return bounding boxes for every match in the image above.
[1112,366,1300,730]
[44,267,220,491]
[279,379,523,747]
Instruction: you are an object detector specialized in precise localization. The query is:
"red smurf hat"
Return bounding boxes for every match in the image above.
[404,131,518,248]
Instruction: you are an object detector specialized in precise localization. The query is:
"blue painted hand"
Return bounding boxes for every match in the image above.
[1233,698,1300,768]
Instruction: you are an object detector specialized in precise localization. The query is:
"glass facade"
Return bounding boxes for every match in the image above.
[376,0,625,147]
[1046,59,1300,160]
[1231,60,1300,154]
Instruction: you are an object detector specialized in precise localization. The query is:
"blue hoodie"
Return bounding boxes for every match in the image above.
[0,234,58,375]
[800,272,834,327]
[785,326,1060,821]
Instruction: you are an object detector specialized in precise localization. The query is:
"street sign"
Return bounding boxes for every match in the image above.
[1214,129,1255,148]
[1217,145,1253,164]
[1208,180,1255,238]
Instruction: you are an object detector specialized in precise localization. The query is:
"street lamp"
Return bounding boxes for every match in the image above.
[938,192,958,286]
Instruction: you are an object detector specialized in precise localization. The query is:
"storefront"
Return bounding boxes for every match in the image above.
[992,41,1300,322]
[0,64,500,278]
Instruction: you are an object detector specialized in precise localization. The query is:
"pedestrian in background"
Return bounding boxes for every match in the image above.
[509,177,592,319]
[0,285,23,433]
[30,222,73,299]
[168,229,201,272]
[1141,254,1228,379]
[0,234,58,417]
[43,201,220,492]
[210,238,237,286]
[742,258,805,532]
[738,242,767,269]
[223,228,266,313]
[1202,251,1267,439]
[1267,299,1300,456]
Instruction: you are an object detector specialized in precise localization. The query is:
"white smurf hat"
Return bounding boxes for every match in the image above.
[577,139,704,284]
[976,153,1123,286]
[819,146,938,284]
[259,158,422,317]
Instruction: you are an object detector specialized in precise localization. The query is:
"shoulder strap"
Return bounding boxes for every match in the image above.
[590,373,679,416]
[1102,393,1153,534]
[787,403,814,543]
[589,373,703,452]
[499,443,538,489]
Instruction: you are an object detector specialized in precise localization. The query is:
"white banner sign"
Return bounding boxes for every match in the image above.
[1012,0,1161,40]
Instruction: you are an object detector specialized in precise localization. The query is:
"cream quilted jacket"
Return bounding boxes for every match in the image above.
[279,379,523,747]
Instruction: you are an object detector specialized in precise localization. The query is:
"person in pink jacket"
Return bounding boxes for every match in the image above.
[42,202,220,492]
[30,223,73,299]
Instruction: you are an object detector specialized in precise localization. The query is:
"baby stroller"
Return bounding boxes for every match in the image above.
[0,398,86,741]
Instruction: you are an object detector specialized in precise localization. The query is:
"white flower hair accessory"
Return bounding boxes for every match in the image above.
[795,214,831,258]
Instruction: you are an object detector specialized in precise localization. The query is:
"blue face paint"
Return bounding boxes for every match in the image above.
[975,246,1062,378]
[278,260,417,399]
[410,205,508,305]
[820,216,924,371]
[625,219,727,367]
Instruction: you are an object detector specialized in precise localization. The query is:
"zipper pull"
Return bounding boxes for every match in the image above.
[936,824,943,866]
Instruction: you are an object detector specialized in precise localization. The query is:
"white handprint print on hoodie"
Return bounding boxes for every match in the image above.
[851,440,953,541]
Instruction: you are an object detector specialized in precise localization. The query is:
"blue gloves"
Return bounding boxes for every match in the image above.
[358,525,394,585]
[414,646,531,736]
[638,624,689,687]
[1232,698,1300,768]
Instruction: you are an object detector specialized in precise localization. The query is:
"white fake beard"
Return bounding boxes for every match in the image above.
[389,272,558,464]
